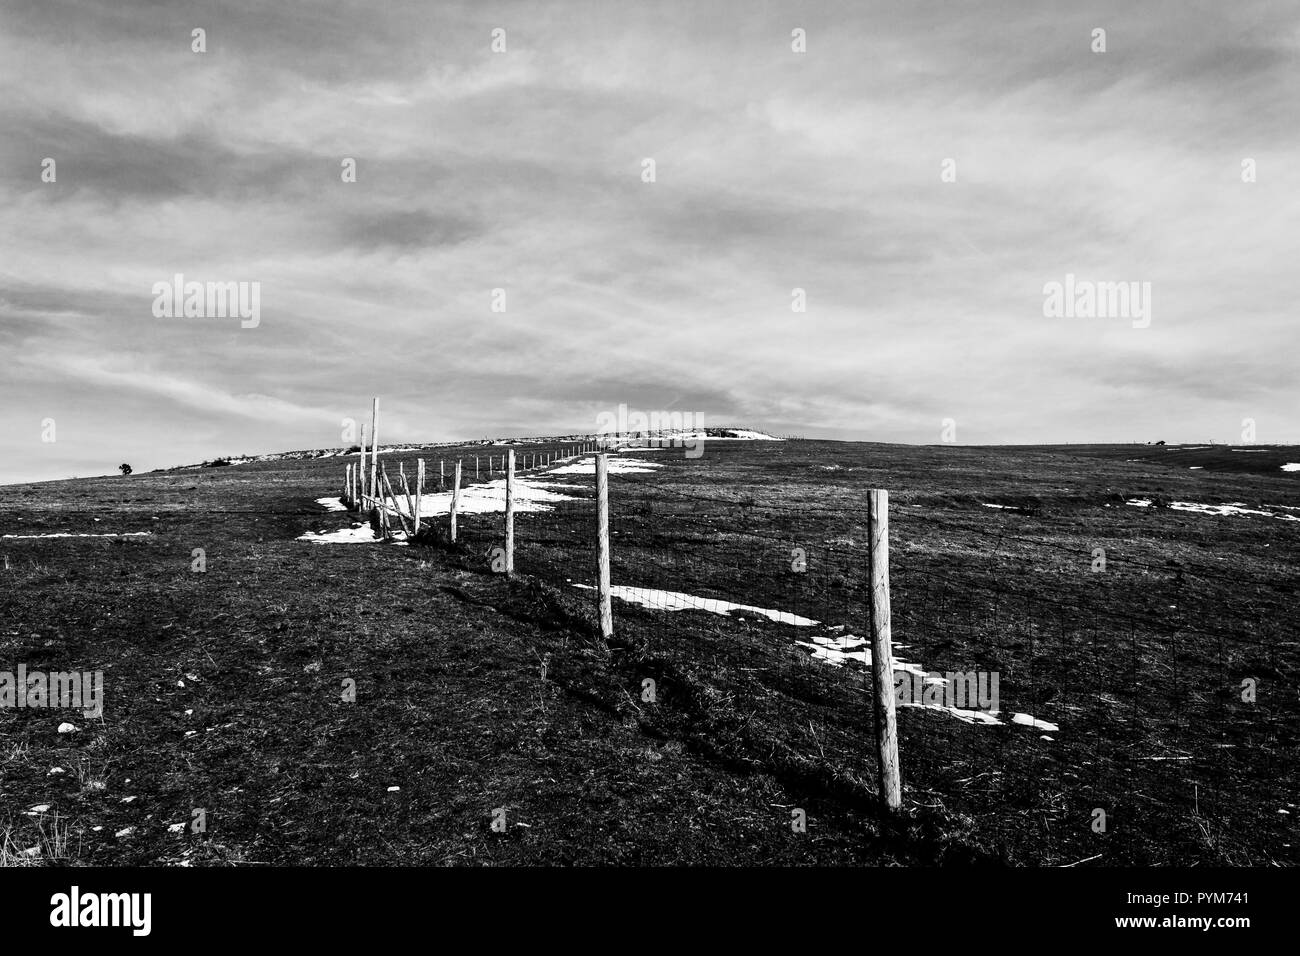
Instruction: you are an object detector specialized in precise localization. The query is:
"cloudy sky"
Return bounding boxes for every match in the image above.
[2,0,1297,483]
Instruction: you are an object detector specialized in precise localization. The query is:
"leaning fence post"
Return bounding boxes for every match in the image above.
[596,453,613,640]
[868,488,902,811]
[399,469,416,532]
[382,466,412,537]
[504,449,515,576]
[450,460,462,543]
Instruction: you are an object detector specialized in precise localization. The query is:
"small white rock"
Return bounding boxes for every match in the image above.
[26,805,51,814]
[387,786,400,792]
[114,827,134,838]
[57,722,77,734]
[48,767,65,776]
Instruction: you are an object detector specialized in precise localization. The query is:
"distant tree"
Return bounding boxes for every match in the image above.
[119,463,132,476]
[1155,440,1166,446]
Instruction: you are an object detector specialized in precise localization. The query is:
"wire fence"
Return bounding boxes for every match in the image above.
[350,442,1296,865]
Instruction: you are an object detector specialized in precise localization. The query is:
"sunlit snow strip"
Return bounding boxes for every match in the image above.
[899,701,1006,726]
[315,497,348,512]
[1282,463,1300,472]
[547,457,663,476]
[1,532,152,539]
[573,583,817,625]
[1126,498,1299,521]
[722,429,783,440]
[297,523,386,544]
[1011,713,1060,732]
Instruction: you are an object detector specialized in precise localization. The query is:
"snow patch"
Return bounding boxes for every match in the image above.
[2,532,152,539]
[1125,499,1299,521]
[297,523,383,544]
[573,583,1055,733]
[548,457,662,476]
[572,583,817,626]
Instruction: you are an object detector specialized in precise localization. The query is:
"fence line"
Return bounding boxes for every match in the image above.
[324,402,1295,863]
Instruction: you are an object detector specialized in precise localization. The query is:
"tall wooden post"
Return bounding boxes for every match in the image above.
[368,397,379,505]
[504,449,515,576]
[450,460,462,543]
[475,456,480,480]
[868,489,901,811]
[596,453,613,640]
[439,459,445,489]
[358,423,369,502]
[415,458,424,533]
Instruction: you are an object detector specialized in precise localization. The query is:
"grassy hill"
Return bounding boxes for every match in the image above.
[1,439,1296,865]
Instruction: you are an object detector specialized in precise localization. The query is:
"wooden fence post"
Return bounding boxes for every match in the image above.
[504,449,515,576]
[439,459,445,490]
[369,397,380,505]
[400,468,416,532]
[382,466,412,537]
[415,458,424,532]
[596,453,613,640]
[868,489,901,811]
[358,423,369,502]
[450,460,462,543]
[475,456,480,480]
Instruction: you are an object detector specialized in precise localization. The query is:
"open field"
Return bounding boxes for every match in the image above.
[1,440,1296,866]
